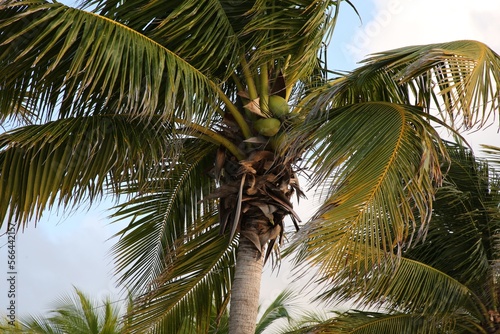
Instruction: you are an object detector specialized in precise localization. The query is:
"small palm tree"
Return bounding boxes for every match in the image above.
[292,144,500,333]
[1,1,500,333]
[0,288,126,334]
[207,288,303,334]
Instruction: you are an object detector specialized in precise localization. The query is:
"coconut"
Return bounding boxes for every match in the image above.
[254,118,281,137]
[268,95,289,118]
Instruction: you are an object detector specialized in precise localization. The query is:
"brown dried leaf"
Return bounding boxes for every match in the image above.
[243,98,267,118]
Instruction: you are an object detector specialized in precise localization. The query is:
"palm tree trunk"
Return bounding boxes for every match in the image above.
[229,236,263,334]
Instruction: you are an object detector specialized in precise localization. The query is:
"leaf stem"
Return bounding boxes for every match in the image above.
[241,56,258,100]
[260,62,269,116]
[214,86,253,139]
[175,118,245,160]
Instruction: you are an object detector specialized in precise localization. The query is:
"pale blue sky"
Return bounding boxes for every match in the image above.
[1,0,500,321]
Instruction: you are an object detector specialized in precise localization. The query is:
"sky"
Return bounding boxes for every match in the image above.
[1,0,500,323]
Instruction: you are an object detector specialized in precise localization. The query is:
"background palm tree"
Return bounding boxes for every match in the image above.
[290,143,500,333]
[0,287,127,334]
[1,0,500,333]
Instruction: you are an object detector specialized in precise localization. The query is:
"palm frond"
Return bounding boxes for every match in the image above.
[7,287,123,334]
[80,0,344,91]
[50,289,102,333]
[292,102,448,275]
[283,310,465,334]
[0,0,219,124]
[309,40,500,130]
[302,143,500,327]
[110,139,217,293]
[0,115,174,229]
[321,254,482,319]
[126,215,236,334]
[238,0,341,83]
[409,145,499,285]
[481,144,500,169]
[255,288,296,334]
[405,144,500,310]
[272,309,330,334]
[0,319,61,334]
[296,142,500,318]
[82,0,243,77]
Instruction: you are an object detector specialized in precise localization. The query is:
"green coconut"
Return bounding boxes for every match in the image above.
[254,118,281,137]
[268,95,289,118]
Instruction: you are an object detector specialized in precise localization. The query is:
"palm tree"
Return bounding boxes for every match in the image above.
[0,287,126,333]
[1,0,500,333]
[289,144,500,333]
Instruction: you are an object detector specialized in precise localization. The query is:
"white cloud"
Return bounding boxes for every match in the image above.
[341,0,500,152]
[344,0,500,62]
[1,204,125,318]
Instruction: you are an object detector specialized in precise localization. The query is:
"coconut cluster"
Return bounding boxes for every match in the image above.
[253,95,290,137]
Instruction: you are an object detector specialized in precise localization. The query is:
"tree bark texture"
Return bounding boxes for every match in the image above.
[228,236,263,334]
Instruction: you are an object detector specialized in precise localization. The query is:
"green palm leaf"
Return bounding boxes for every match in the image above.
[409,145,498,286]
[255,289,296,334]
[0,0,219,124]
[311,40,500,130]
[285,311,469,334]
[111,139,217,292]
[82,0,243,77]
[321,255,481,319]
[305,143,500,332]
[405,145,500,313]
[106,139,234,333]
[0,288,123,334]
[292,102,448,274]
[235,0,341,83]
[127,215,236,333]
[0,115,172,228]
[481,144,500,169]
